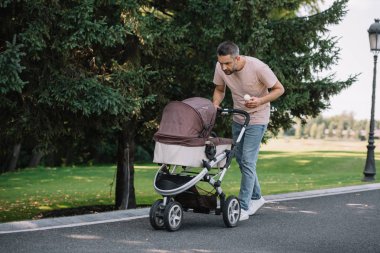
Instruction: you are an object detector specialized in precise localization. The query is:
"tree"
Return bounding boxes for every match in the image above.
[0,36,26,172]
[326,121,334,138]
[0,1,159,208]
[1,0,356,209]
[164,0,356,135]
[294,118,303,139]
[310,123,318,139]
[316,122,325,139]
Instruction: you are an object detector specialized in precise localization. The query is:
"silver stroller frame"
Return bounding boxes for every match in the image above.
[150,108,250,231]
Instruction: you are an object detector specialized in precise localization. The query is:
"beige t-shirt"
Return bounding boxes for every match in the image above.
[213,56,278,125]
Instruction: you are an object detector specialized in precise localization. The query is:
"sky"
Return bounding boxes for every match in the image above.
[318,0,380,120]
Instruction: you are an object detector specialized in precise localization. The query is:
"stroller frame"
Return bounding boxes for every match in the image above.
[150,108,250,231]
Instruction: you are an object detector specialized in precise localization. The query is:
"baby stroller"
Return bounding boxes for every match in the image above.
[149,97,250,231]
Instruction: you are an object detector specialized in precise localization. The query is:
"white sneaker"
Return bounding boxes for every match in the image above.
[248,197,265,216]
[239,209,249,221]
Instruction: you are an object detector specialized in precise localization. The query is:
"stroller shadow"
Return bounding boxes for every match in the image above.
[181,211,253,231]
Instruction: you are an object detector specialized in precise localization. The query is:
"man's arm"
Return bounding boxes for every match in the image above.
[213,84,226,108]
[246,81,284,108]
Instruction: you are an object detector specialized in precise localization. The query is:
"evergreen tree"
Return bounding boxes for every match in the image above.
[0,0,356,209]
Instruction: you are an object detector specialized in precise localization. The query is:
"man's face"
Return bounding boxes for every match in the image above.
[218,54,238,75]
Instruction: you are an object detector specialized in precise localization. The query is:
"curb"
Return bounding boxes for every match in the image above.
[264,183,380,202]
[1,183,379,234]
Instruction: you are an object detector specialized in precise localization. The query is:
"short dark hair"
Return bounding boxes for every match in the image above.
[217,41,239,56]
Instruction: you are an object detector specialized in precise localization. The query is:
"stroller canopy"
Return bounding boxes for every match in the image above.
[153,97,217,146]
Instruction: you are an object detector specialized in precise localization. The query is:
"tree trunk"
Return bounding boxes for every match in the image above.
[7,143,21,172]
[128,147,136,208]
[28,150,44,168]
[115,124,136,210]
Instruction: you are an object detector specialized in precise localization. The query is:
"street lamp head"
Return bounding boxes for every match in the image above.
[368,19,380,54]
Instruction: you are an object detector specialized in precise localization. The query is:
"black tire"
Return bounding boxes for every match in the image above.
[149,199,165,230]
[222,195,240,228]
[163,201,183,231]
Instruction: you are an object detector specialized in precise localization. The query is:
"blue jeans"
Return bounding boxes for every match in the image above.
[232,121,267,211]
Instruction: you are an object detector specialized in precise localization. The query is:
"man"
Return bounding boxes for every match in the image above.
[212,41,284,221]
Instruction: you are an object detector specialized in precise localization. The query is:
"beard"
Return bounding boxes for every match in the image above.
[222,62,238,75]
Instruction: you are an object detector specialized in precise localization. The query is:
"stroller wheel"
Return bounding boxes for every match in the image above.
[163,201,183,231]
[149,199,165,230]
[222,195,240,228]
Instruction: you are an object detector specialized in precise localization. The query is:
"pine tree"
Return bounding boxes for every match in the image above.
[1,0,355,208]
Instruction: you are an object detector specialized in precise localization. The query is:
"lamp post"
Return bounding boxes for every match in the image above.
[363,19,380,181]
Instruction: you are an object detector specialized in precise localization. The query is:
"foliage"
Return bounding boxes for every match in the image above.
[153,0,356,136]
[0,0,164,170]
[0,0,358,208]
[0,37,26,94]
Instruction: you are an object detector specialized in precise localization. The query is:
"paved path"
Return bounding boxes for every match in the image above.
[1,183,379,234]
[0,183,379,253]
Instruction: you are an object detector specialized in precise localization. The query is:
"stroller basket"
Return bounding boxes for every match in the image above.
[156,174,217,212]
[175,186,217,212]
[154,167,209,196]
[155,173,195,191]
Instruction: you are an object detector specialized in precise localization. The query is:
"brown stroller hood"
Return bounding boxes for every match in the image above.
[153,97,217,147]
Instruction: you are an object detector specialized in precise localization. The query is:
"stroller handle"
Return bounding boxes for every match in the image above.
[217,108,250,126]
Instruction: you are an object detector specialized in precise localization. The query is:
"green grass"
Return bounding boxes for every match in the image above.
[0,150,379,223]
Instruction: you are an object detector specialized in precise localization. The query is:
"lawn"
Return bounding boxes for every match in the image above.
[0,139,379,223]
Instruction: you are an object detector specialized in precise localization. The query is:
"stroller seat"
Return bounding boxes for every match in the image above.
[154,137,232,168]
[153,97,232,168]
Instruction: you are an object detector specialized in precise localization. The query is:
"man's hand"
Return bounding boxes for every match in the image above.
[213,104,221,110]
[244,81,285,109]
[244,96,262,108]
